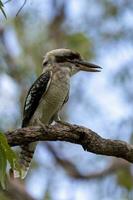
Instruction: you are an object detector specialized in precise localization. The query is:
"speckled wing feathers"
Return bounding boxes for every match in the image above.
[22,71,51,127]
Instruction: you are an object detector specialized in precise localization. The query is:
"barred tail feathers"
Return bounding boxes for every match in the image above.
[14,142,37,179]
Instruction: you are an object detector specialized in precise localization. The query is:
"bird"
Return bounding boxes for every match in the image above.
[15,48,102,178]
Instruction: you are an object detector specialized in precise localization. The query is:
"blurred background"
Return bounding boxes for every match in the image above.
[0,0,133,199]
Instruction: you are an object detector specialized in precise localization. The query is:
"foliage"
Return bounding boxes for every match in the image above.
[0,133,20,189]
[66,33,94,59]
[117,167,133,191]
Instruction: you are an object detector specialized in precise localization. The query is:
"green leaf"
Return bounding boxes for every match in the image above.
[0,1,7,18]
[0,132,21,187]
[0,133,16,168]
[0,143,7,189]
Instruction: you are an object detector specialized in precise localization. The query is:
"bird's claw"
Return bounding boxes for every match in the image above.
[37,119,46,129]
[55,120,70,126]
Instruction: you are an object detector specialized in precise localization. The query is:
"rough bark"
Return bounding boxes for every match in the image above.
[6,122,133,163]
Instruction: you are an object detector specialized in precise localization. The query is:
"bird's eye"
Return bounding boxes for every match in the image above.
[55,56,66,63]
[43,61,48,66]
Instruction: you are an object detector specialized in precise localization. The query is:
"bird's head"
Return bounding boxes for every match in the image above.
[42,49,102,76]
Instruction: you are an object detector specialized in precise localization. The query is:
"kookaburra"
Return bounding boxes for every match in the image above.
[17,48,101,178]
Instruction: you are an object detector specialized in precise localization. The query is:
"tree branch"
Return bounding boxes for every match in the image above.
[45,143,130,180]
[3,179,36,200]
[6,123,133,163]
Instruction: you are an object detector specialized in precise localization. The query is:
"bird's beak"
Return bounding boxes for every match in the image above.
[75,60,102,72]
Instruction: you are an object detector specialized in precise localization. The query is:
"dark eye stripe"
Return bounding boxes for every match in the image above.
[55,56,66,63]
[65,53,81,60]
[55,53,81,63]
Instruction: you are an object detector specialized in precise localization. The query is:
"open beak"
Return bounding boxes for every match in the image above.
[75,60,102,72]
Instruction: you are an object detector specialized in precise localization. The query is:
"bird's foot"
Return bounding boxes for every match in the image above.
[55,120,70,126]
[37,119,46,130]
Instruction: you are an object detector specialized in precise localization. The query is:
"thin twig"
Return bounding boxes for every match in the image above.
[16,0,27,17]
[4,0,12,5]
